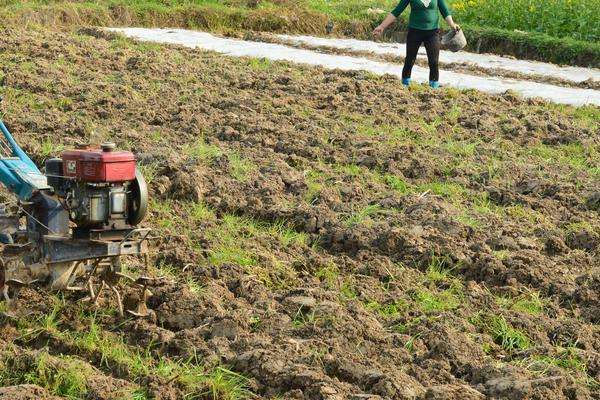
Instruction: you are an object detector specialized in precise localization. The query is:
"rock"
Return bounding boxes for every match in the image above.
[153,175,171,196]
[484,377,532,398]
[211,319,239,340]
[408,224,425,237]
[489,236,519,251]
[306,216,318,233]
[566,229,599,251]
[169,170,205,202]
[320,386,338,395]
[515,179,541,195]
[425,384,485,399]
[372,379,396,398]
[284,295,317,312]
[357,155,377,168]
[585,192,600,210]
[349,395,382,400]
[379,196,403,209]
[516,236,539,250]
[545,236,569,255]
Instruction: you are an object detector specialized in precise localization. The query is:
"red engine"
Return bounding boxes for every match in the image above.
[45,143,147,240]
[61,144,136,182]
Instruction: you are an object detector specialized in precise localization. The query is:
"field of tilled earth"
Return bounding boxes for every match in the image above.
[0,26,599,400]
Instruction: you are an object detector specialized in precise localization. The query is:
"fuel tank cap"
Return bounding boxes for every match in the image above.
[101,142,116,152]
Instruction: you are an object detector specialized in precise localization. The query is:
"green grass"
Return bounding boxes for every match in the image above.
[150,198,303,288]
[527,142,599,177]
[449,0,599,42]
[340,279,358,300]
[197,367,254,400]
[137,162,161,185]
[423,255,454,285]
[228,153,257,182]
[564,220,598,235]
[404,333,421,353]
[292,307,316,328]
[204,214,303,288]
[40,137,65,159]
[246,58,273,70]
[496,291,546,315]
[6,0,597,43]
[344,204,382,227]
[416,181,467,202]
[183,137,223,163]
[73,319,153,376]
[486,315,532,352]
[209,244,257,267]
[186,201,216,222]
[304,169,324,203]
[314,262,340,288]
[365,299,407,318]
[9,310,255,399]
[515,346,599,389]
[268,220,309,248]
[413,288,460,313]
[384,174,410,194]
[384,174,469,204]
[310,0,599,42]
[0,353,91,399]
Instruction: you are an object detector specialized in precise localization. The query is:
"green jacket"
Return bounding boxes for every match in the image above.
[392,0,451,30]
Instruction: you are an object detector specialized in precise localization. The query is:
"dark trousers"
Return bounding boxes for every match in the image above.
[402,28,441,82]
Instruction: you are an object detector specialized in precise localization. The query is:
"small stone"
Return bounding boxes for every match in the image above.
[305,216,318,233]
[211,319,239,340]
[284,295,317,311]
[425,384,485,399]
[489,236,519,250]
[350,395,382,400]
[484,377,532,398]
[320,386,338,395]
[516,236,538,249]
[372,379,396,398]
[585,192,600,210]
[408,225,425,237]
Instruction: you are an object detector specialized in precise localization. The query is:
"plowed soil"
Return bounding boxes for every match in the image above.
[0,26,599,400]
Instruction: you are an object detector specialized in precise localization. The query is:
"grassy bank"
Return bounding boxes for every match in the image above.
[0,0,599,66]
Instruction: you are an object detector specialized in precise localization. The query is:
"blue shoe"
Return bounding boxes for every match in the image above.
[429,80,440,89]
[402,78,411,87]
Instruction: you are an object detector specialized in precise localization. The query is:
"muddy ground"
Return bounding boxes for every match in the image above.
[0,25,599,399]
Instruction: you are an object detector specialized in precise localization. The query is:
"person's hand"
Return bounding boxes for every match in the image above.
[373,25,385,38]
[452,24,461,32]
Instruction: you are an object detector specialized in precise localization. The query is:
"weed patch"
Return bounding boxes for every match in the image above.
[483,315,532,352]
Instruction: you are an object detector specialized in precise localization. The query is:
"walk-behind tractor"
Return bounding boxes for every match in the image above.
[0,118,154,318]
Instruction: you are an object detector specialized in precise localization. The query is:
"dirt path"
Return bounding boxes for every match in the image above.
[110,28,600,107]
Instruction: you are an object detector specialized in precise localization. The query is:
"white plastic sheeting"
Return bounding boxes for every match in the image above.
[110,28,600,107]
[276,34,600,84]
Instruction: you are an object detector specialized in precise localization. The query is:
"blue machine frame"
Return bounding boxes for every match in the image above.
[0,120,49,200]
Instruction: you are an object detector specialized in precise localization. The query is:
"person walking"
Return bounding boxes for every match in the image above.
[373,0,460,89]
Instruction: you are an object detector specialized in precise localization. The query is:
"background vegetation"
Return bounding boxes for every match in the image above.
[0,0,598,66]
